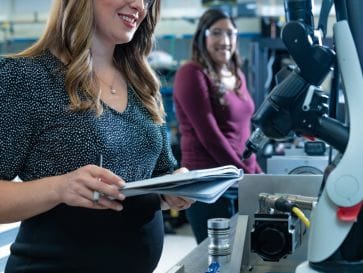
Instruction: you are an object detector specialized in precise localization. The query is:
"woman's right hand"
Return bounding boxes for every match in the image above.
[56,165,126,211]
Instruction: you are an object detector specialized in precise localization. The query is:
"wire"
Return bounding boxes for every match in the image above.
[292,207,310,228]
[264,50,276,90]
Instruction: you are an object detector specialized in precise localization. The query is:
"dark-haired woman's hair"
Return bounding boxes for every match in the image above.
[192,9,243,104]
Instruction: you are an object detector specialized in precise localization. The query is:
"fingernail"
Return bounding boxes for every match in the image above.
[118,194,125,200]
[116,205,123,211]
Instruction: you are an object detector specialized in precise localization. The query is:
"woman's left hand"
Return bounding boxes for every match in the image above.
[161,195,195,211]
[160,167,195,210]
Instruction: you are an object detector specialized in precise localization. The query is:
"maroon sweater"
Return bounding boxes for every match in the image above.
[173,62,262,174]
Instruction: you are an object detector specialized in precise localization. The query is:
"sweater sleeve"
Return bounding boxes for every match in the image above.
[0,59,41,180]
[173,63,254,172]
[151,124,178,177]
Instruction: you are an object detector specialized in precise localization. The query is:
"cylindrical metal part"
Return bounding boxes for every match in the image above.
[282,194,317,210]
[258,192,317,211]
[207,218,231,257]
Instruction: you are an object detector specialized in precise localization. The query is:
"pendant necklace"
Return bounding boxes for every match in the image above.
[97,70,117,95]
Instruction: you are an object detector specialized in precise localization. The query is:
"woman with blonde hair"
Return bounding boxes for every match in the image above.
[0,1,193,272]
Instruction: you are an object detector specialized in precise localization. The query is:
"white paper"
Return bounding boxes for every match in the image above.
[120,165,243,203]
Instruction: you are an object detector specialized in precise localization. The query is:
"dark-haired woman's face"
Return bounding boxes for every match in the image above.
[92,0,149,46]
[205,18,237,69]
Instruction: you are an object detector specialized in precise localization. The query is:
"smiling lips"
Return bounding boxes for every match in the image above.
[216,47,231,53]
[119,14,137,28]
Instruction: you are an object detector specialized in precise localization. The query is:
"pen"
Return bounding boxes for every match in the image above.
[93,154,103,203]
[99,153,103,168]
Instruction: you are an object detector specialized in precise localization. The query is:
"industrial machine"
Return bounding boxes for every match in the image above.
[243,0,363,272]
[235,174,323,273]
[251,192,316,262]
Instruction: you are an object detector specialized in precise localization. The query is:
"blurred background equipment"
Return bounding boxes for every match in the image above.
[267,139,330,175]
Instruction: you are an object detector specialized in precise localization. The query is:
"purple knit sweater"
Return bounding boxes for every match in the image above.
[173,62,262,174]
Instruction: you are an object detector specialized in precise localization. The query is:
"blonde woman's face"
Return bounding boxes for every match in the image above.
[92,0,148,45]
[205,18,237,68]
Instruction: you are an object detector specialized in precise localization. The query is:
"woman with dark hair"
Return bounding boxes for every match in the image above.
[173,8,262,244]
[0,1,193,272]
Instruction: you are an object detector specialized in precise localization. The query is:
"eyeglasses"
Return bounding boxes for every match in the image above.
[205,28,238,39]
[143,0,154,10]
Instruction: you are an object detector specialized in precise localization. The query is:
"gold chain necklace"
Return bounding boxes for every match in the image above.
[96,70,117,95]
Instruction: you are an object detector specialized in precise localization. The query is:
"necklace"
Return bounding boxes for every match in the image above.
[96,70,117,95]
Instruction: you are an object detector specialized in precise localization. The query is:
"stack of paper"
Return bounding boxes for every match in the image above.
[120,165,243,203]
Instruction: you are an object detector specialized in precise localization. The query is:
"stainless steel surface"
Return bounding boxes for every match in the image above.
[230,215,249,273]
[166,264,184,273]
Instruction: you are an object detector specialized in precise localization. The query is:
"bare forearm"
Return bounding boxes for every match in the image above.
[0,165,127,223]
[0,177,61,223]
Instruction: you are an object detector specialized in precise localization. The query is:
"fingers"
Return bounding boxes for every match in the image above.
[92,194,124,211]
[83,171,126,211]
[75,194,124,212]
[60,165,126,211]
[162,195,195,211]
[71,169,125,203]
[88,177,125,202]
[172,167,189,174]
[86,165,125,187]
[78,165,126,203]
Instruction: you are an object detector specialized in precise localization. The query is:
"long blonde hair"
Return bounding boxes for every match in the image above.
[14,0,164,123]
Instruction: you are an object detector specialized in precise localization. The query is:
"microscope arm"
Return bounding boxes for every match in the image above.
[306,20,363,263]
[244,20,349,161]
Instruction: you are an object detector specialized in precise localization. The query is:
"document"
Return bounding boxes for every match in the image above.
[120,165,243,203]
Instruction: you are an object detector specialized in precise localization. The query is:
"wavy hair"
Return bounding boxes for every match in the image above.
[14,0,164,123]
[191,8,243,104]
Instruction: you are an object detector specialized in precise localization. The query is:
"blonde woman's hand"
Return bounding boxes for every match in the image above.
[160,167,195,210]
[56,165,126,211]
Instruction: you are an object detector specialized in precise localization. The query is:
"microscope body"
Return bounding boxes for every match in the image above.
[247,20,348,154]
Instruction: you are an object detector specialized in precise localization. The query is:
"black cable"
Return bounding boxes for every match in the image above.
[318,0,334,38]
[334,0,348,22]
